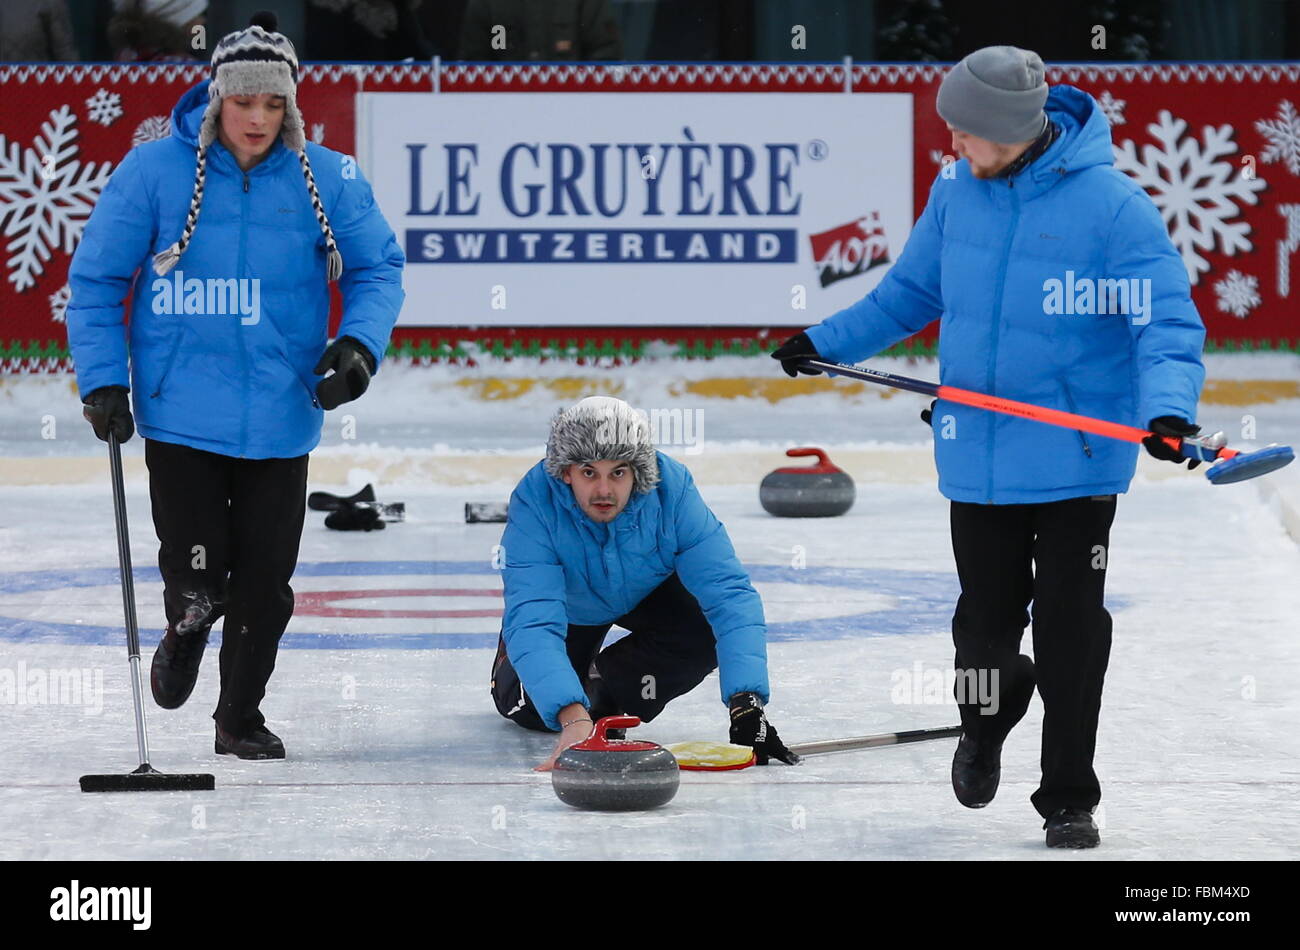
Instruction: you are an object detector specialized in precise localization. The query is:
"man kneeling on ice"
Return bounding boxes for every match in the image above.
[490,396,797,771]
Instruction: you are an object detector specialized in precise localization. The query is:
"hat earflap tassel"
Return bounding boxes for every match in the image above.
[153,243,183,276]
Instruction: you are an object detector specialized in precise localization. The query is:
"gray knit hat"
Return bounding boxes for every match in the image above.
[544,396,661,495]
[152,12,342,281]
[936,45,1049,144]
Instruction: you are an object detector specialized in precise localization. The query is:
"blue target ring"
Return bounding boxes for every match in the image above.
[0,559,983,648]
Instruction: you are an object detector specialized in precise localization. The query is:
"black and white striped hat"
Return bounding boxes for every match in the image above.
[153,11,343,281]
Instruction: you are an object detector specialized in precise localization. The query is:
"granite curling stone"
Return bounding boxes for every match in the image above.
[759,447,855,517]
[551,716,680,811]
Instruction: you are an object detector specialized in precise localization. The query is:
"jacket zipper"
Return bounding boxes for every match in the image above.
[1058,378,1094,457]
[237,171,251,456]
[985,180,1020,502]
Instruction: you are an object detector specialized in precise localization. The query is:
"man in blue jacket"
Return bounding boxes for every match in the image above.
[67,15,404,759]
[773,47,1205,848]
[491,396,797,771]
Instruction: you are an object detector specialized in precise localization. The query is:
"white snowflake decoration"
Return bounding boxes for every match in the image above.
[311,123,326,144]
[1256,100,1300,176]
[131,115,170,147]
[1097,90,1126,126]
[1277,203,1300,297]
[48,283,71,323]
[0,105,114,292]
[1213,269,1260,318]
[85,89,123,127]
[1113,110,1267,285]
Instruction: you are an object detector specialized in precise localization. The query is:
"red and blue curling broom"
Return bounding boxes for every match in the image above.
[802,357,1295,485]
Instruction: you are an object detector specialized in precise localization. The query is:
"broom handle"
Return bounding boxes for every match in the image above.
[789,724,962,756]
[109,433,152,769]
[800,358,1238,463]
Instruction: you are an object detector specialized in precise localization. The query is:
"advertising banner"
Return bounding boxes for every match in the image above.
[364,91,913,326]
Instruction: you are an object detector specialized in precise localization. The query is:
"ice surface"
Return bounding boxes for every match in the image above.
[2,356,1299,859]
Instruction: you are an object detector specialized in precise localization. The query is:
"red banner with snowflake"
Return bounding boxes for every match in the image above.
[1,62,1297,373]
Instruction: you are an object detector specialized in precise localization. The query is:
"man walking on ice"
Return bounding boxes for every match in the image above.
[773,46,1206,848]
[490,396,797,771]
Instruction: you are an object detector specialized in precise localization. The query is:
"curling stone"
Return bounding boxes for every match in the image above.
[759,447,855,517]
[551,715,680,811]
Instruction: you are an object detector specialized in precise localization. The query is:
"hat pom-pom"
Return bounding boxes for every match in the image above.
[250,10,279,32]
[153,243,182,276]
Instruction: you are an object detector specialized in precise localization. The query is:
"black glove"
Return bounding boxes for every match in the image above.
[729,692,800,765]
[81,385,135,443]
[921,398,937,427]
[1142,415,1202,470]
[314,336,376,411]
[770,331,824,378]
[324,503,385,531]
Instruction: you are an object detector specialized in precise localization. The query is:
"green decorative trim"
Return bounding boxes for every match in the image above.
[880,338,940,357]
[6,337,1300,375]
[1204,338,1300,354]
[362,334,1296,362]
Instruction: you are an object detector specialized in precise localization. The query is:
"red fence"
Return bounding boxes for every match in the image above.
[2,61,1297,372]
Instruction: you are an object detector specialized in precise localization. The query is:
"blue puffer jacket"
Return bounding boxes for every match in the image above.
[807,85,1205,504]
[501,453,770,731]
[67,81,405,459]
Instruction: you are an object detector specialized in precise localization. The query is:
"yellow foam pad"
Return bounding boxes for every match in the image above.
[665,742,756,771]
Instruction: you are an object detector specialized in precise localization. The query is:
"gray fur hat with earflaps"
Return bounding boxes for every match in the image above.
[544,396,662,494]
[152,10,343,281]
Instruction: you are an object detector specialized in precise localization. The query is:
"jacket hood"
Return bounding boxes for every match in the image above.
[170,80,210,147]
[1034,84,1115,179]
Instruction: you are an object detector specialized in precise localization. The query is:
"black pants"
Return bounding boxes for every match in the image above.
[491,573,719,732]
[144,438,309,736]
[950,495,1117,818]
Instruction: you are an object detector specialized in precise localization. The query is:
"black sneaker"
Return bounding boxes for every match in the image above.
[150,625,210,709]
[951,734,1002,808]
[951,655,1036,808]
[1044,808,1100,848]
[215,724,285,760]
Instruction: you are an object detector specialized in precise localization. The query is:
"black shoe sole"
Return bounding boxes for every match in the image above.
[1046,830,1100,849]
[150,643,203,710]
[952,737,1001,808]
[955,785,999,809]
[214,740,285,761]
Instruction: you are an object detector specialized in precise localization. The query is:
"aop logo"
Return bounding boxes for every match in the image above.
[809,212,890,288]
